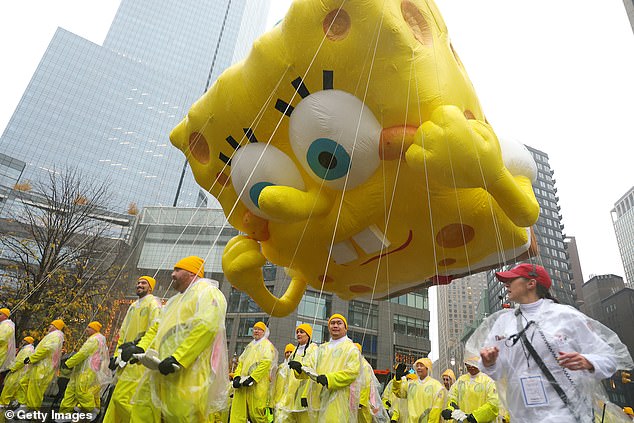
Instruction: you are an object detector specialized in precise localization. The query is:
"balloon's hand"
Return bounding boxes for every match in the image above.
[405,105,538,227]
[222,235,266,293]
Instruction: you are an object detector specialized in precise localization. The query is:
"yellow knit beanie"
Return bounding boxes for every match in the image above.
[51,319,65,330]
[87,321,102,332]
[174,256,205,277]
[139,275,156,291]
[295,323,313,338]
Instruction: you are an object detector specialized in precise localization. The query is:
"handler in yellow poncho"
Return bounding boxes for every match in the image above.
[0,336,35,407]
[121,256,229,423]
[59,321,110,415]
[441,358,499,423]
[355,343,388,423]
[273,343,296,409]
[102,276,161,423]
[24,320,65,410]
[231,321,278,423]
[0,309,16,373]
[278,323,318,422]
[294,314,361,422]
[393,358,445,423]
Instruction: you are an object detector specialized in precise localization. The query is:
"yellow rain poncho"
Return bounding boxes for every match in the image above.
[0,318,16,372]
[300,336,361,422]
[0,343,34,405]
[230,335,278,422]
[446,372,499,423]
[393,375,446,423]
[59,332,110,413]
[25,329,64,410]
[381,379,402,422]
[136,278,229,422]
[358,356,389,423]
[102,294,161,423]
[276,342,318,423]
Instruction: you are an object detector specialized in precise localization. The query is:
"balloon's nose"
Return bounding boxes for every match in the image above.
[379,125,418,160]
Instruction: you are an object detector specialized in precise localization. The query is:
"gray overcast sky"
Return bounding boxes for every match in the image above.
[1,0,633,282]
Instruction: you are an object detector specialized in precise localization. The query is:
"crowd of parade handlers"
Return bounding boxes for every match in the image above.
[0,259,632,422]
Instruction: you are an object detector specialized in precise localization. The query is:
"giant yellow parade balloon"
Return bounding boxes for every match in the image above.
[170,0,540,316]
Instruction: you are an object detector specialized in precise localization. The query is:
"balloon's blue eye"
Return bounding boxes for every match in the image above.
[306,138,351,181]
[250,182,274,208]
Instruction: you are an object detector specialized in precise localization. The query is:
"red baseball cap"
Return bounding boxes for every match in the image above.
[495,263,552,289]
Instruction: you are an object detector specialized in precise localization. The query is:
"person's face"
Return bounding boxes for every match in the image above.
[442,375,452,389]
[465,364,480,376]
[296,328,309,345]
[136,278,151,298]
[0,314,7,322]
[48,325,57,333]
[415,362,428,379]
[285,350,293,359]
[328,318,346,339]
[253,326,264,340]
[85,327,96,337]
[171,268,194,293]
[504,277,533,303]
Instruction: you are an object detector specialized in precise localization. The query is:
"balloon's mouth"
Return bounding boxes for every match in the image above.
[331,226,413,266]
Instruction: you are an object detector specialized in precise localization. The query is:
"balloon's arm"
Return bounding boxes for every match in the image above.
[222,235,307,317]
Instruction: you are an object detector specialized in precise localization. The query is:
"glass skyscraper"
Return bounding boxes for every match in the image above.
[612,186,634,287]
[0,0,270,212]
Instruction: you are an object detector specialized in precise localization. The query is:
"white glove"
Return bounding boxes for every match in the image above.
[452,409,468,421]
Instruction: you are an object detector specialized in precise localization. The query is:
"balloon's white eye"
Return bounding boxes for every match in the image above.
[230,143,305,219]
[289,90,381,190]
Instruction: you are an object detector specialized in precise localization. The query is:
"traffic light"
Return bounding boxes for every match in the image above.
[622,371,632,384]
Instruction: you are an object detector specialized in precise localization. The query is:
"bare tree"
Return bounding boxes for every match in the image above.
[0,168,130,346]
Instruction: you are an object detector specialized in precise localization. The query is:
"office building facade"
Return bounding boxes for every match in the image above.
[0,0,270,212]
[487,145,575,313]
[612,186,634,287]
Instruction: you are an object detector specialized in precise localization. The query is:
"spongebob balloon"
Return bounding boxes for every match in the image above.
[170,0,540,316]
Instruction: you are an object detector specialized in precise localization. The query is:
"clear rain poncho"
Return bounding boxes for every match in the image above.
[60,332,111,413]
[464,299,634,423]
[26,328,64,409]
[0,319,16,372]
[358,356,389,423]
[136,278,229,422]
[0,343,34,405]
[276,342,318,419]
[231,326,278,423]
[393,374,446,423]
[300,335,361,422]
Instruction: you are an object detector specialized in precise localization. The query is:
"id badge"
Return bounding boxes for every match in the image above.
[520,375,549,407]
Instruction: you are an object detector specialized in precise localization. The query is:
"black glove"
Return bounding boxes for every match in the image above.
[61,360,70,370]
[300,398,308,408]
[232,376,242,389]
[108,356,118,370]
[441,409,453,420]
[395,363,407,379]
[119,341,135,351]
[385,400,391,408]
[121,345,144,363]
[466,414,477,423]
[391,420,398,423]
[288,360,303,373]
[316,374,328,387]
[158,356,180,375]
[242,376,255,387]
[23,357,30,365]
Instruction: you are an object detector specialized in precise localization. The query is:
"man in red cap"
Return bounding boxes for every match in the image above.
[464,262,633,423]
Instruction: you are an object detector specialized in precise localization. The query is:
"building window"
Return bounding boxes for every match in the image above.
[349,330,378,355]
[348,300,378,330]
[228,286,273,313]
[393,314,429,339]
[237,317,268,337]
[389,287,429,309]
[394,346,427,366]
[297,291,331,320]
